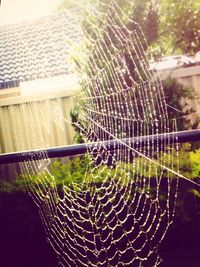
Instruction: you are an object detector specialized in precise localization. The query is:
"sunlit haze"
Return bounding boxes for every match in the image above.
[0,0,63,25]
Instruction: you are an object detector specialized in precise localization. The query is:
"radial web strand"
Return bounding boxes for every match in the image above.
[10,1,196,266]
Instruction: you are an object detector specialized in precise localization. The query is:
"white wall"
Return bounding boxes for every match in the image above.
[158,65,200,122]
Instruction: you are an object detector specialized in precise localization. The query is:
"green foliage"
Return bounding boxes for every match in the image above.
[175,144,200,180]
[145,1,159,45]
[50,155,90,185]
[49,147,200,190]
[70,108,85,143]
[190,149,200,179]
[178,144,193,179]
[159,0,200,55]
[191,189,200,198]
[132,0,200,56]
[58,0,200,56]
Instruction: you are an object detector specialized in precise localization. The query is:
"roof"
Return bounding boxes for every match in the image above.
[0,8,81,88]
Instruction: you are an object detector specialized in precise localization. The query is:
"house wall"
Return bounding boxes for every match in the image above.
[160,65,200,90]
[158,65,200,115]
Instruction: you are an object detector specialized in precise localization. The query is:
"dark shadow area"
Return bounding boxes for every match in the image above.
[0,178,199,267]
[159,179,200,267]
[0,190,58,267]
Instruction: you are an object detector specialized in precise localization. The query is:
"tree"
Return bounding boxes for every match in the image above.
[159,0,200,55]
[145,0,159,45]
[59,0,200,55]
[61,0,199,142]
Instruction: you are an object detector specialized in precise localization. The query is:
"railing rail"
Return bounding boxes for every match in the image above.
[0,129,200,164]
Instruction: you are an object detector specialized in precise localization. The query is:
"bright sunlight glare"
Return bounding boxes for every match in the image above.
[0,0,63,25]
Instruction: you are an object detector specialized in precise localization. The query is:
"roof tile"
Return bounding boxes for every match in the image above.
[0,8,81,87]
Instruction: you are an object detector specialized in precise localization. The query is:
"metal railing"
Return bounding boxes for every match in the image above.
[0,129,200,164]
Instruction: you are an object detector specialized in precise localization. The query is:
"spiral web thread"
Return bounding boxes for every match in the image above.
[13,1,184,266]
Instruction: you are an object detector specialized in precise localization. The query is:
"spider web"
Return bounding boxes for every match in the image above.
[65,1,179,265]
[10,1,188,266]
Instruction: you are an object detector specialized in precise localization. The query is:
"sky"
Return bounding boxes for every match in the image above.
[0,0,63,25]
